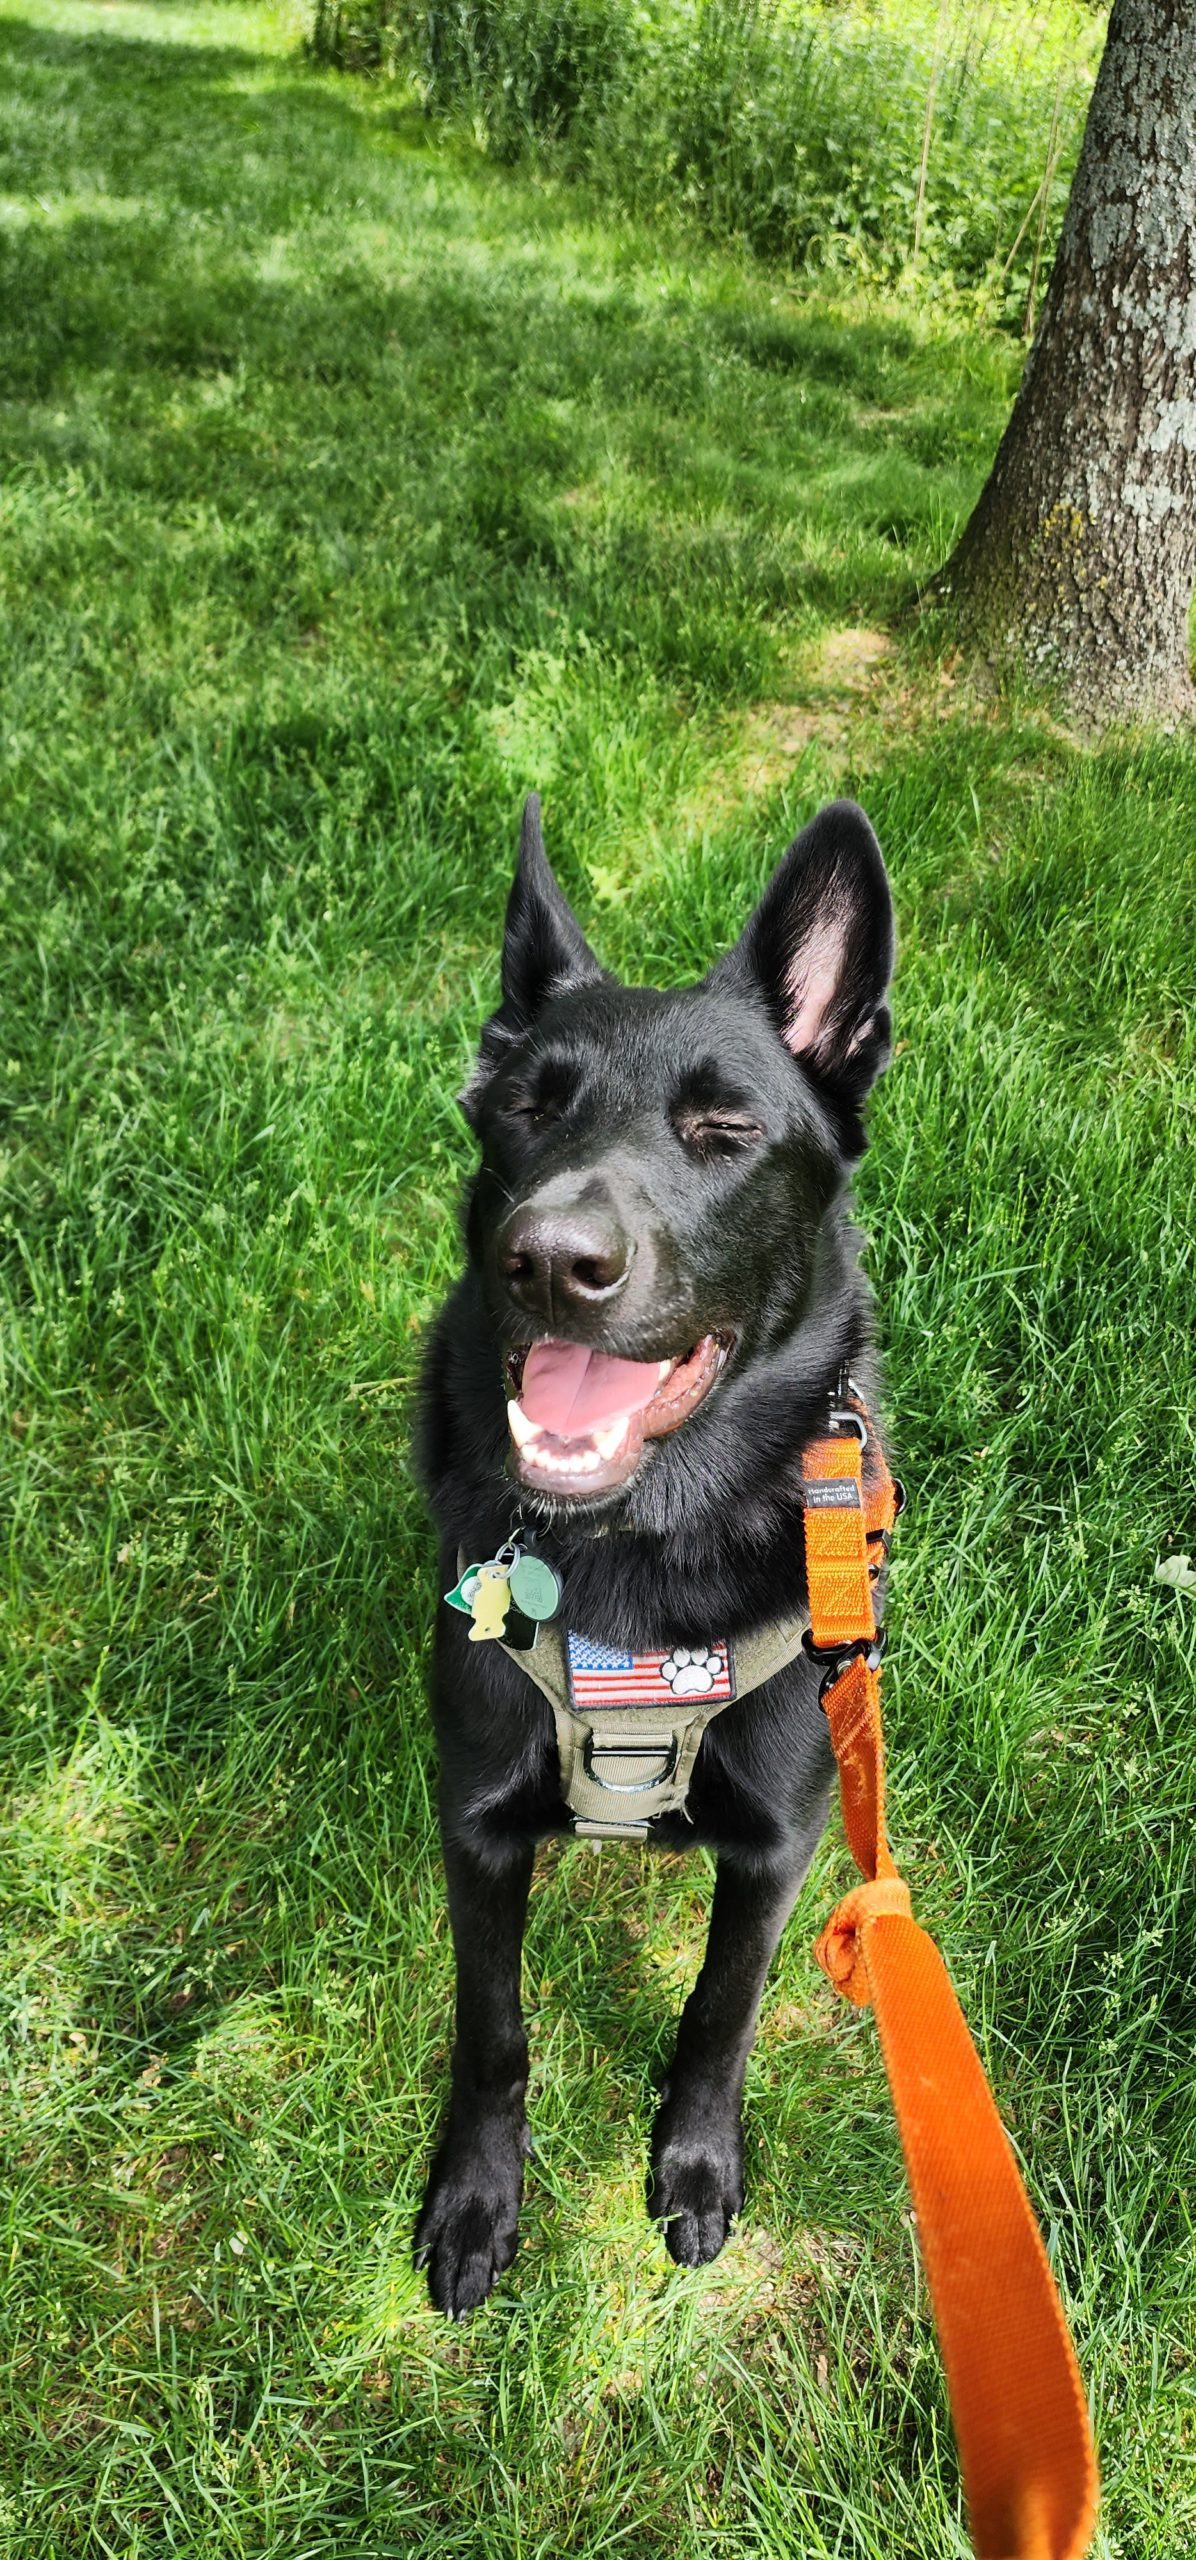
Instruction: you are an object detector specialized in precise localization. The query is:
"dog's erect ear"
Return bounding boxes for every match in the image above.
[711,800,894,1138]
[460,794,603,1124]
[500,792,601,1024]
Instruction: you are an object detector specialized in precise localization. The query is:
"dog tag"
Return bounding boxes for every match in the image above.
[464,1559,513,1642]
[444,1535,560,1644]
[508,1552,562,1623]
[502,1604,540,1654]
[444,1541,522,1642]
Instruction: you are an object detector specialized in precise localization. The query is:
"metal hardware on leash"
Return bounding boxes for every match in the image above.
[802,1625,887,1705]
[829,1365,869,1445]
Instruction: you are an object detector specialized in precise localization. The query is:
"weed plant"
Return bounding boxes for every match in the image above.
[310,0,1104,327]
[1,0,1193,2554]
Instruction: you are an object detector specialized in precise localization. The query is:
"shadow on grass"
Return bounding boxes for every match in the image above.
[1,9,992,702]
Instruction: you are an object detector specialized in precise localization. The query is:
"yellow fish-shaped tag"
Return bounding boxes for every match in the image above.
[465,1558,512,1642]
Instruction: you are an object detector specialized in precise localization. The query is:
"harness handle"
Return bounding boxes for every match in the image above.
[804,1412,1098,2560]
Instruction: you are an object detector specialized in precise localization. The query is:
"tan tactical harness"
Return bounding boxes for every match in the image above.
[496,1607,810,1837]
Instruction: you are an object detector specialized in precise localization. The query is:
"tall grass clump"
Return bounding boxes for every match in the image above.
[308,0,1104,324]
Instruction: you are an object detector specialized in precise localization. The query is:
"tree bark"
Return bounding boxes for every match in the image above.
[939,0,1196,728]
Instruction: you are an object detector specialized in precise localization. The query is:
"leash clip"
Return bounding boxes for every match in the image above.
[829,1367,869,1447]
[801,1626,886,1705]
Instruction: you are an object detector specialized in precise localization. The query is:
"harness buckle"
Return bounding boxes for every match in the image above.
[801,1626,887,1705]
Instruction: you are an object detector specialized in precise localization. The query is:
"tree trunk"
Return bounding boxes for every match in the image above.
[939,0,1196,728]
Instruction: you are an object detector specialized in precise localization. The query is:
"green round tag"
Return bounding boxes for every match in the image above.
[509,1554,562,1623]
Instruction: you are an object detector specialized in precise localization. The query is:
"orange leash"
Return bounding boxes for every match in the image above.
[802,1398,1098,2560]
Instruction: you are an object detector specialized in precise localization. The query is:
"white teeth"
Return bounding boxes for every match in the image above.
[524,1442,600,1475]
[506,1398,619,1477]
[592,1419,630,1460]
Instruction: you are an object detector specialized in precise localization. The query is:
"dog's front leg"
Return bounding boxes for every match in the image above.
[415,1829,534,2316]
[650,1847,813,2268]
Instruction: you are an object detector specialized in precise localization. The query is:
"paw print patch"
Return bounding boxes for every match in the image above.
[660,1646,727,1699]
[567,1634,735,1710]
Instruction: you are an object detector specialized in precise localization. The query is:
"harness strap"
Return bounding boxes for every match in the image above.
[805,1413,1098,2560]
[496,1608,810,1836]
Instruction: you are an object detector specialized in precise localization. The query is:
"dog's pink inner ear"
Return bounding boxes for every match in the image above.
[781,914,848,1061]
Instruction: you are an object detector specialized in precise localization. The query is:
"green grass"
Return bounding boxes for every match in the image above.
[313,0,1102,329]
[1,2,1194,2553]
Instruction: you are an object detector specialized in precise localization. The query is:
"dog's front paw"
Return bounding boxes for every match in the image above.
[649,2104,744,2268]
[414,2121,528,2317]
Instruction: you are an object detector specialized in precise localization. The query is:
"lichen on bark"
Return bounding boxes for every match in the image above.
[938,0,1196,729]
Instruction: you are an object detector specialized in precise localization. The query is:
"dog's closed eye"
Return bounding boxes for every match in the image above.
[507,1094,559,1127]
[671,1104,766,1158]
[502,1058,579,1128]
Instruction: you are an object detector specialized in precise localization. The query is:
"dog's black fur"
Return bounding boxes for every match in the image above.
[415,794,895,2315]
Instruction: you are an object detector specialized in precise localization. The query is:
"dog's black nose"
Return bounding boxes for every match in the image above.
[499,1203,632,1321]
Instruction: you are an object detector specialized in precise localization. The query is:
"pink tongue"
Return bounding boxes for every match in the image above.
[520,1340,664,1438]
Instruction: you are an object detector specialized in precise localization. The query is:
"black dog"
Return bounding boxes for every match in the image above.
[415,792,895,2316]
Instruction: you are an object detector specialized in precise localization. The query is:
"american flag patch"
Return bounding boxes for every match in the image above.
[567,1632,735,1711]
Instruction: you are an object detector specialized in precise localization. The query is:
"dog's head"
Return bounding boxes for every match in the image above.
[461,793,894,1513]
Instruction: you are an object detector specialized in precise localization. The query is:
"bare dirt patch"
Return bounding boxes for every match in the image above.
[678,625,901,829]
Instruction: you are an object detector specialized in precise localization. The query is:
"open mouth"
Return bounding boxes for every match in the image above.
[504,1332,733,1499]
